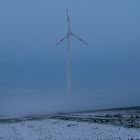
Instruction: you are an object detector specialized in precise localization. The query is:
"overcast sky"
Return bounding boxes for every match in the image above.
[0,0,140,116]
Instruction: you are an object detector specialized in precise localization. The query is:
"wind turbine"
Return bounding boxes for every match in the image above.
[56,9,88,96]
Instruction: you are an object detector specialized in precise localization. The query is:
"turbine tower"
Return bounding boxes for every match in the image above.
[56,9,88,96]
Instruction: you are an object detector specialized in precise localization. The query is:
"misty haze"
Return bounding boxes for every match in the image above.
[0,0,140,140]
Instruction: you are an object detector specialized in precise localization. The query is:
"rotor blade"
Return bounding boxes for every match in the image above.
[66,9,70,23]
[66,9,71,32]
[56,35,68,46]
[71,33,88,45]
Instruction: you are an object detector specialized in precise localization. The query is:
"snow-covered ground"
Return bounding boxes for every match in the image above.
[0,119,140,140]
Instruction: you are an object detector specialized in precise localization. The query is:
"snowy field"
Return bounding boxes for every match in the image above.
[0,119,140,140]
[0,108,140,140]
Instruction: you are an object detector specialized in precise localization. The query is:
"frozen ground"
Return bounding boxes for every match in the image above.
[0,119,140,140]
[0,107,140,140]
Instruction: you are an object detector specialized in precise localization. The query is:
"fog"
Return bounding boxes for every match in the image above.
[0,0,140,116]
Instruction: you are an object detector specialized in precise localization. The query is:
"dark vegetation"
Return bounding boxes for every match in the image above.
[0,106,140,128]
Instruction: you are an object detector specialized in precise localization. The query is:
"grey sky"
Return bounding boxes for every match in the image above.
[0,0,140,116]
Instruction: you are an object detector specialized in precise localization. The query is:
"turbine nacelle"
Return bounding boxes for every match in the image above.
[67,32,72,36]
